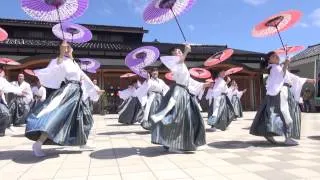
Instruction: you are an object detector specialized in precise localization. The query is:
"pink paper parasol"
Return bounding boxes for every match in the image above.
[252,10,302,56]
[143,0,196,42]
[24,69,36,76]
[0,58,21,66]
[189,68,211,79]
[225,67,243,76]
[52,22,92,43]
[274,45,304,55]
[0,27,8,41]
[204,49,234,67]
[125,46,160,78]
[165,72,174,81]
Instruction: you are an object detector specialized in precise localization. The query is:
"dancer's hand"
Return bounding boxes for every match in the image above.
[307,79,316,85]
[97,90,105,95]
[184,44,191,54]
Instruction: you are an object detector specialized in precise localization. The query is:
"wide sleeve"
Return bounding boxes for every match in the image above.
[288,72,307,102]
[40,87,47,101]
[118,88,133,100]
[24,83,34,101]
[160,79,169,95]
[236,89,245,99]
[0,78,22,95]
[160,56,180,73]
[80,70,100,102]
[34,59,65,89]
[134,80,150,106]
[206,87,213,100]
[188,78,205,100]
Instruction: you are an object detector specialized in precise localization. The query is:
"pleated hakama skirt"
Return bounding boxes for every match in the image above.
[9,97,30,126]
[25,81,93,146]
[118,97,144,125]
[141,92,163,130]
[250,86,301,139]
[0,104,10,135]
[207,94,235,131]
[151,84,206,151]
[231,95,243,118]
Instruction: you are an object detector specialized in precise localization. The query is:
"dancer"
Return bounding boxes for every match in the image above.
[151,44,211,152]
[9,73,33,126]
[205,79,215,119]
[228,80,247,119]
[0,67,23,136]
[25,41,101,157]
[250,51,315,145]
[118,79,144,125]
[207,72,235,131]
[141,68,169,130]
[31,79,47,109]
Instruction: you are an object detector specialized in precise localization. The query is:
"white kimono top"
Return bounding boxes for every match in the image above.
[34,57,99,102]
[12,81,33,104]
[211,77,228,99]
[118,86,136,101]
[160,56,205,99]
[0,77,22,105]
[266,64,287,96]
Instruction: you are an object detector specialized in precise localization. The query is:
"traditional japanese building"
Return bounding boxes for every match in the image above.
[0,18,266,114]
[291,44,320,111]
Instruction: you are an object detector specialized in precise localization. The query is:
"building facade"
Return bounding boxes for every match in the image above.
[291,44,320,111]
[0,18,266,114]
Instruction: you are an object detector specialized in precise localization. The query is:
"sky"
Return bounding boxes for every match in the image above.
[0,0,319,53]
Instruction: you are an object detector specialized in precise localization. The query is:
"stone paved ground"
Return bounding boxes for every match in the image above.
[1,112,320,180]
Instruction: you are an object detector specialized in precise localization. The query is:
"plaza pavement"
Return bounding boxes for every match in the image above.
[0,112,320,180]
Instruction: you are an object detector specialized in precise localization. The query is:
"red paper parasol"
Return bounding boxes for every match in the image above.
[252,10,302,56]
[0,58,21,66]
[274,45,304,55]
[189,68,211,79]
[120,73,137,78]
[24,69,36,76]
[225,67,243,76]
[204,49,234,67]
[165,72,174,81]
[0,27,8,41]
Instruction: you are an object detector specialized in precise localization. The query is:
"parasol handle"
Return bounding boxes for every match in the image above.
[275,26,287,57]
[56,7,65,40]
[170,8,187,42]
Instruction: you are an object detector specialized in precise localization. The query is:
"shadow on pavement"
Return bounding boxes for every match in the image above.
[207,140,290,149]
[308,136,320,140]
[90,146,193,160]
[97,130,150,136]
[0,149,81,164]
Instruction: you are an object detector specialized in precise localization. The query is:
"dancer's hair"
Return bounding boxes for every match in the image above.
[263,51,277,74]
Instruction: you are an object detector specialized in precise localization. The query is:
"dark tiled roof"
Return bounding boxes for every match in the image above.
[0,38,134,51]
[0,38,265,58]
[0,18,147,34]
[292,44,320,61]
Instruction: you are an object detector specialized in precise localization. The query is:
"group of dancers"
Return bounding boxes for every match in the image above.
[118,44,316,152]
[0,42,316,156]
